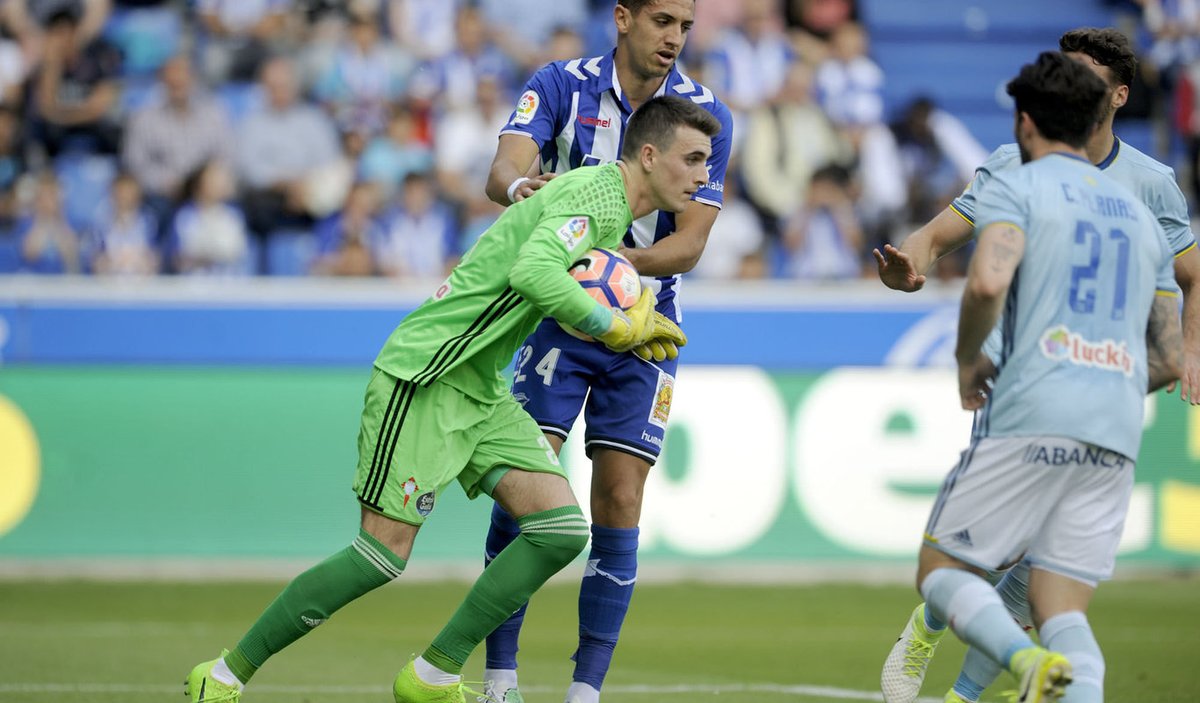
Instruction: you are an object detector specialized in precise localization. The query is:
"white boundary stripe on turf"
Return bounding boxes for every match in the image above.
[0,682,944,701]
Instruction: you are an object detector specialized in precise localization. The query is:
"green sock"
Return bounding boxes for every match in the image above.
[225,529,406,683]
[423,506,588,673]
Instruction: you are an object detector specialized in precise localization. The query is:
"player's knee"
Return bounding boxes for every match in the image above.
[521,508,589,565]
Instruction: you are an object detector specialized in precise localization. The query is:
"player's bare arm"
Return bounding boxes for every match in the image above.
[618,200,719,276]
[874,207,974,292]
[1147,292,1184,393]
[486,133,556,205]
[955,223,1025,409]
[1168,247,1200,403]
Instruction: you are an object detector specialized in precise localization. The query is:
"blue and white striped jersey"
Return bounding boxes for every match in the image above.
[499,50,734,322]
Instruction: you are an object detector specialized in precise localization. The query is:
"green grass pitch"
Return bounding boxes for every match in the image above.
[1,578,1197,702]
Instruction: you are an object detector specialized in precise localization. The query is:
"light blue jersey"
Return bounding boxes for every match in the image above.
[499,50,734,322]
[972,153,1178,460]
[952,137,1197,258]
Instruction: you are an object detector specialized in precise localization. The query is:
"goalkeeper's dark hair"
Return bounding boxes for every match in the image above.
[617,0,694,15]
[620,95,720,160]
[1007,52,1108,149]
[1059,27,1137,88]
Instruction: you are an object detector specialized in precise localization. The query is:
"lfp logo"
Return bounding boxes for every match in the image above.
[1040,324,1134,376]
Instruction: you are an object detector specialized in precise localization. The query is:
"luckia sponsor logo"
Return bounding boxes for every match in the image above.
[1040,324,1134,377]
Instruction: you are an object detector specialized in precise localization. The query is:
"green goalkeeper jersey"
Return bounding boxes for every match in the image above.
[374,163,634,402]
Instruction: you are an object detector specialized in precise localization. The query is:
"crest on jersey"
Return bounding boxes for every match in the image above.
[648,370,674,428]
[514,90,539,125]
[556,217,589,252]
[401,477,419,507]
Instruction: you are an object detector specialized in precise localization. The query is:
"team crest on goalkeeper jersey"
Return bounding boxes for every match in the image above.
[401,477,419,507]
[648,371,674,428]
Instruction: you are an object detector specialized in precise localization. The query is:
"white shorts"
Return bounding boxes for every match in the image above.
[924,436,1134,586]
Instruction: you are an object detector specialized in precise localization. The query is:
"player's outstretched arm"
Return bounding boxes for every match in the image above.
[1168,247,1200,402]
[486,134,555,205]
[875,207,974,292]
[1147,292,1184,393]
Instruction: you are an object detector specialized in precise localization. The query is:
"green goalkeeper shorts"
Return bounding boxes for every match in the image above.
[353,367,565,525]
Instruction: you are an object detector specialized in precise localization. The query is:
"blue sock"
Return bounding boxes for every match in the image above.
[924,604,946,632]
[952,650,994,702]
[483,503,526,670]
[921,568,1034,669]
[1041,611,1104,703]
[572,525,639,690]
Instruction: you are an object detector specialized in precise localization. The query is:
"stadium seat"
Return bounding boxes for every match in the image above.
[104,6,182,78]
[0,230,20,273]
[265,229,318,276]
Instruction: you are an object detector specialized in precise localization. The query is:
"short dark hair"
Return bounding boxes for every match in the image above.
[1006,52,1108,149]
[620,95,721,160]
[1059,27,1137,88]
[617,0,689,15]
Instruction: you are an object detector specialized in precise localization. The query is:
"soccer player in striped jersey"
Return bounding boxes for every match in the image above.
[480,2,732,702]
[876,29,1197,703]
[183,95,715,703]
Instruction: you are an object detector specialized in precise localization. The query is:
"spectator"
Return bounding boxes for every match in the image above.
[704,0,795,143]
[236,56,341,238]
[433,74,509,211]
[815,21,883,129]
[85,170,159,275]
[539,24,585,66]
[123,55,233,219]
[388,0,461,60]
[311,180,382,276]
[358,101,433,201]
[740,60,849,236]
[375,171,456,278]
[16,170,81,273]
[3,0,112,50]
[29,8,122,157]
[0,106,26,226]
[785,0,858,59]
[891,96,985,226]
[313,10,414,134]
[196,0,289,83]
[780,163,864,280]
[480,0,585,67]
[167,160,250,275]
[690,178,767,281]
[408,4,514,110]
[1142,0,1200,84]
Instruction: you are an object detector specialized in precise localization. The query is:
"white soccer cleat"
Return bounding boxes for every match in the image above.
[882,603,946,703]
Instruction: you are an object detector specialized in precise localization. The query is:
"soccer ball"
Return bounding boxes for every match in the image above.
[559,248,641,341]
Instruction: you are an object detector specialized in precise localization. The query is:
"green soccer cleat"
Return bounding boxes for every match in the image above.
[943,690,974,703]
[394,660,489,703]
[1009,647,1072,703]
[184,650,241,702]
[881,603,946,703]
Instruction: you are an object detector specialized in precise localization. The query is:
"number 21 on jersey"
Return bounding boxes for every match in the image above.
[1070,219,1130,320]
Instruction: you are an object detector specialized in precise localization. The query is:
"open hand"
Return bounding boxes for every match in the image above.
[873,244,926,292]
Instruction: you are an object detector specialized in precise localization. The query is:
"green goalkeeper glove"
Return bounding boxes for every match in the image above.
[632,313,687,361]
[595,287,658,352]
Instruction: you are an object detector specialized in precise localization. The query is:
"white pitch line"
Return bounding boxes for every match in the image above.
[0,682,946,701]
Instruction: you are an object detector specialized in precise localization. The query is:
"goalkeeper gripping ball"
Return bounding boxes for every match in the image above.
[559,248,642,341]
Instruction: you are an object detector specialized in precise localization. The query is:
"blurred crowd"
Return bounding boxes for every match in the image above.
[0,0,1179,282]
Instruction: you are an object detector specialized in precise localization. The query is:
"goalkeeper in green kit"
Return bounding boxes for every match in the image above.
[184,94,719,703]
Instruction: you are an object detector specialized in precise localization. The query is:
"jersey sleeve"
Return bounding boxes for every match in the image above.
[693,100,734,209]
[1149,216,1183,296]
[508,213,607,328]
[1151,169,1197,258]
[498,63,567,149]
[950,145,1021,225]
[972,169,1029,235]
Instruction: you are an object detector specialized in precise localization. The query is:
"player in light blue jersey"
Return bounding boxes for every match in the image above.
[480,2,732,702]
[877,29,1197,703]
[906,53,1182,703]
